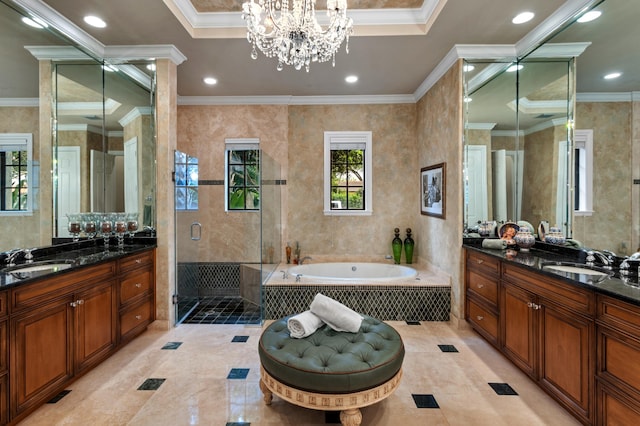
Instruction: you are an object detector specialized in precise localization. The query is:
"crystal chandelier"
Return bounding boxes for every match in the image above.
[241,0,353,72]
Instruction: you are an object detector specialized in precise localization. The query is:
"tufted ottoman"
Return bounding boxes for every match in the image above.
[258,316,404,426]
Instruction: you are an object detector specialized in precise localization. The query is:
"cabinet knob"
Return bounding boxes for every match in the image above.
[135,315,142,320]
[135,259,142,264]
[477,283,484,289]
[70,301,77,307]
[135,283,142,288]
[77,299,84,305]
[527,302,541,310]
[476,259,484,264]
[476,315,484,321]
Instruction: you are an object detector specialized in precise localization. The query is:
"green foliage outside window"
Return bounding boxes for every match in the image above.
[330,149,364,210]
[2,151,28,211]
[228,149,260,210]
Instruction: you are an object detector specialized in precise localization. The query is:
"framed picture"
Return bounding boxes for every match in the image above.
[421,162,446,218]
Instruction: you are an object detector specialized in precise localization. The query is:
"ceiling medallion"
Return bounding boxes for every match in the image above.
[241,0,353,72]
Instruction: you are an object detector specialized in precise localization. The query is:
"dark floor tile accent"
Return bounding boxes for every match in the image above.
[226,423,250,426]
[325,411,341,423]
[438,344,459,353]
[227,368,250,380]
[138,378,166,390]
[47,390,71,403]
[161,342,183,350]
[406,321,421,325]
[489,382,518,395]
[412,394,439,408]
[182,296,261,325]
[232,335,249,343]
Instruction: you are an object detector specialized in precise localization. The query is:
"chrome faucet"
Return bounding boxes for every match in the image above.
[586,250,613,269]
[4,248,23,266]
[299,256,312,265]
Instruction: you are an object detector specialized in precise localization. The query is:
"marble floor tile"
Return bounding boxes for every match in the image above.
[19,321,581,426]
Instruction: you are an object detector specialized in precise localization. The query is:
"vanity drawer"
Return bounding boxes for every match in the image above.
[598,295,640,336]
[119,269,152,306]
[467,298,499,344]
[119,250,154,274]
[598,326,640,397]
[467,270,498,306]
[120,298,153,340]
[466,250,500,278]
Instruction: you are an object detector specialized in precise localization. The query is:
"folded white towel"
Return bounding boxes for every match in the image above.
[287,310,325,339]
[310,293,363,333]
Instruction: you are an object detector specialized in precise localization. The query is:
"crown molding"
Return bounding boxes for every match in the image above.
[577,92,634,102]
[104,45,186,65]
[163,0,447,37]
[178,94,415,106]
[119,107,153,127]
[527,42,591,58]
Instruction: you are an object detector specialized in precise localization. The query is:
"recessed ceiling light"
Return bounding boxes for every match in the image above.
[577,10,601,23]
[203,77,217,85]
[84,15,106,28]
[512,11,534,24]
[604,72,622,80]
[506,64,523,73]
[22,16,48,29]
[463,64,475,72]
[345,75,358,83]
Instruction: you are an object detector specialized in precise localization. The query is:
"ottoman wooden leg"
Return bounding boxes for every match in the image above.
[340,408,362,426]
[259,379,273,405]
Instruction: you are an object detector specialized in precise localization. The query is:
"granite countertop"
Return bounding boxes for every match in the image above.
[464,239,640,306]
[0,238,156,289]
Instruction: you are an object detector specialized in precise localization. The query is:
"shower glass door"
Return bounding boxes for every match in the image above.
[174,150,200,324]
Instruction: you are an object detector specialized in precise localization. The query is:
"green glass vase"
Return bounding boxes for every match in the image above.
[392,228,403,264]
[404,228,415,264]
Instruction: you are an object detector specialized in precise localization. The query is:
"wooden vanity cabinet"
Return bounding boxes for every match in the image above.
[0,291,8,425]
[117,250,155,342]
[465,251,501,347]
[501,263,595,424]
[595,295,640,424]
[9,262,117,419]
[5,248,155,424]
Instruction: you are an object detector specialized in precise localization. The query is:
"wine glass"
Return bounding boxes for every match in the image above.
[66,213,82,242]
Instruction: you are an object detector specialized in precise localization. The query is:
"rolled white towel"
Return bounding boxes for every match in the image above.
[310,293,363,333]
[287,310,325,339]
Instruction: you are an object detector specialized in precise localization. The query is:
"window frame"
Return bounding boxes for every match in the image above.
[573,129,593,216]
[225,138,260,212]
[323,131,372,216]
[0,133,33,216]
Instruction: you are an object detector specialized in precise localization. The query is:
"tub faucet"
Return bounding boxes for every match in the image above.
[299,256,312,265]
[280,270,289,280]
[4,248,23,266]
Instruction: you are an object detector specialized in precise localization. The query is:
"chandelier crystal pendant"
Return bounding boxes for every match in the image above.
[241,0,353,72]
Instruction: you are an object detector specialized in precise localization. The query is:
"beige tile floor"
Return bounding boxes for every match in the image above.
[20,321,581,425]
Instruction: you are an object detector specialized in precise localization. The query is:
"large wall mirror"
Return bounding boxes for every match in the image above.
[0,0,156,250]
[464,0,638,255]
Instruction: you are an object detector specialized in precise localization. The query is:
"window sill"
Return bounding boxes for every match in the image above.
[323,210,372,216]
[574,210,594,217]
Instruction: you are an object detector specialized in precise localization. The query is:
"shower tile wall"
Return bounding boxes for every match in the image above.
[177,263,243,297]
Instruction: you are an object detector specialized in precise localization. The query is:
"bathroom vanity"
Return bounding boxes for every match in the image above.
[0,244,155,425]
[464,243,640,425]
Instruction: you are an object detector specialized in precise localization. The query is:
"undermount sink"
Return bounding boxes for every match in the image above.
[541,262,613,282]
[3,260,75,277]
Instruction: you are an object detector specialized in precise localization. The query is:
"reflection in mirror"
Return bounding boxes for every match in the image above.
[53,60,156,239]
[464,56,574,238]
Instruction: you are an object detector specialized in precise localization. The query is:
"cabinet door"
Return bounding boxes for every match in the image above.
[540,302,594,422]
[501,282,536,377]
[11,299,73,416]
[75,280,117,373]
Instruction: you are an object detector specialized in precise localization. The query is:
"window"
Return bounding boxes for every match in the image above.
[174,150,198,211]
[0,133,33,215]
[225,138,260,211]
[574,129,593,216]
[324,131,372,215]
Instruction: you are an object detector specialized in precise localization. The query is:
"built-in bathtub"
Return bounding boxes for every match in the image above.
[287,262,418,281]
[264,261,451,322]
